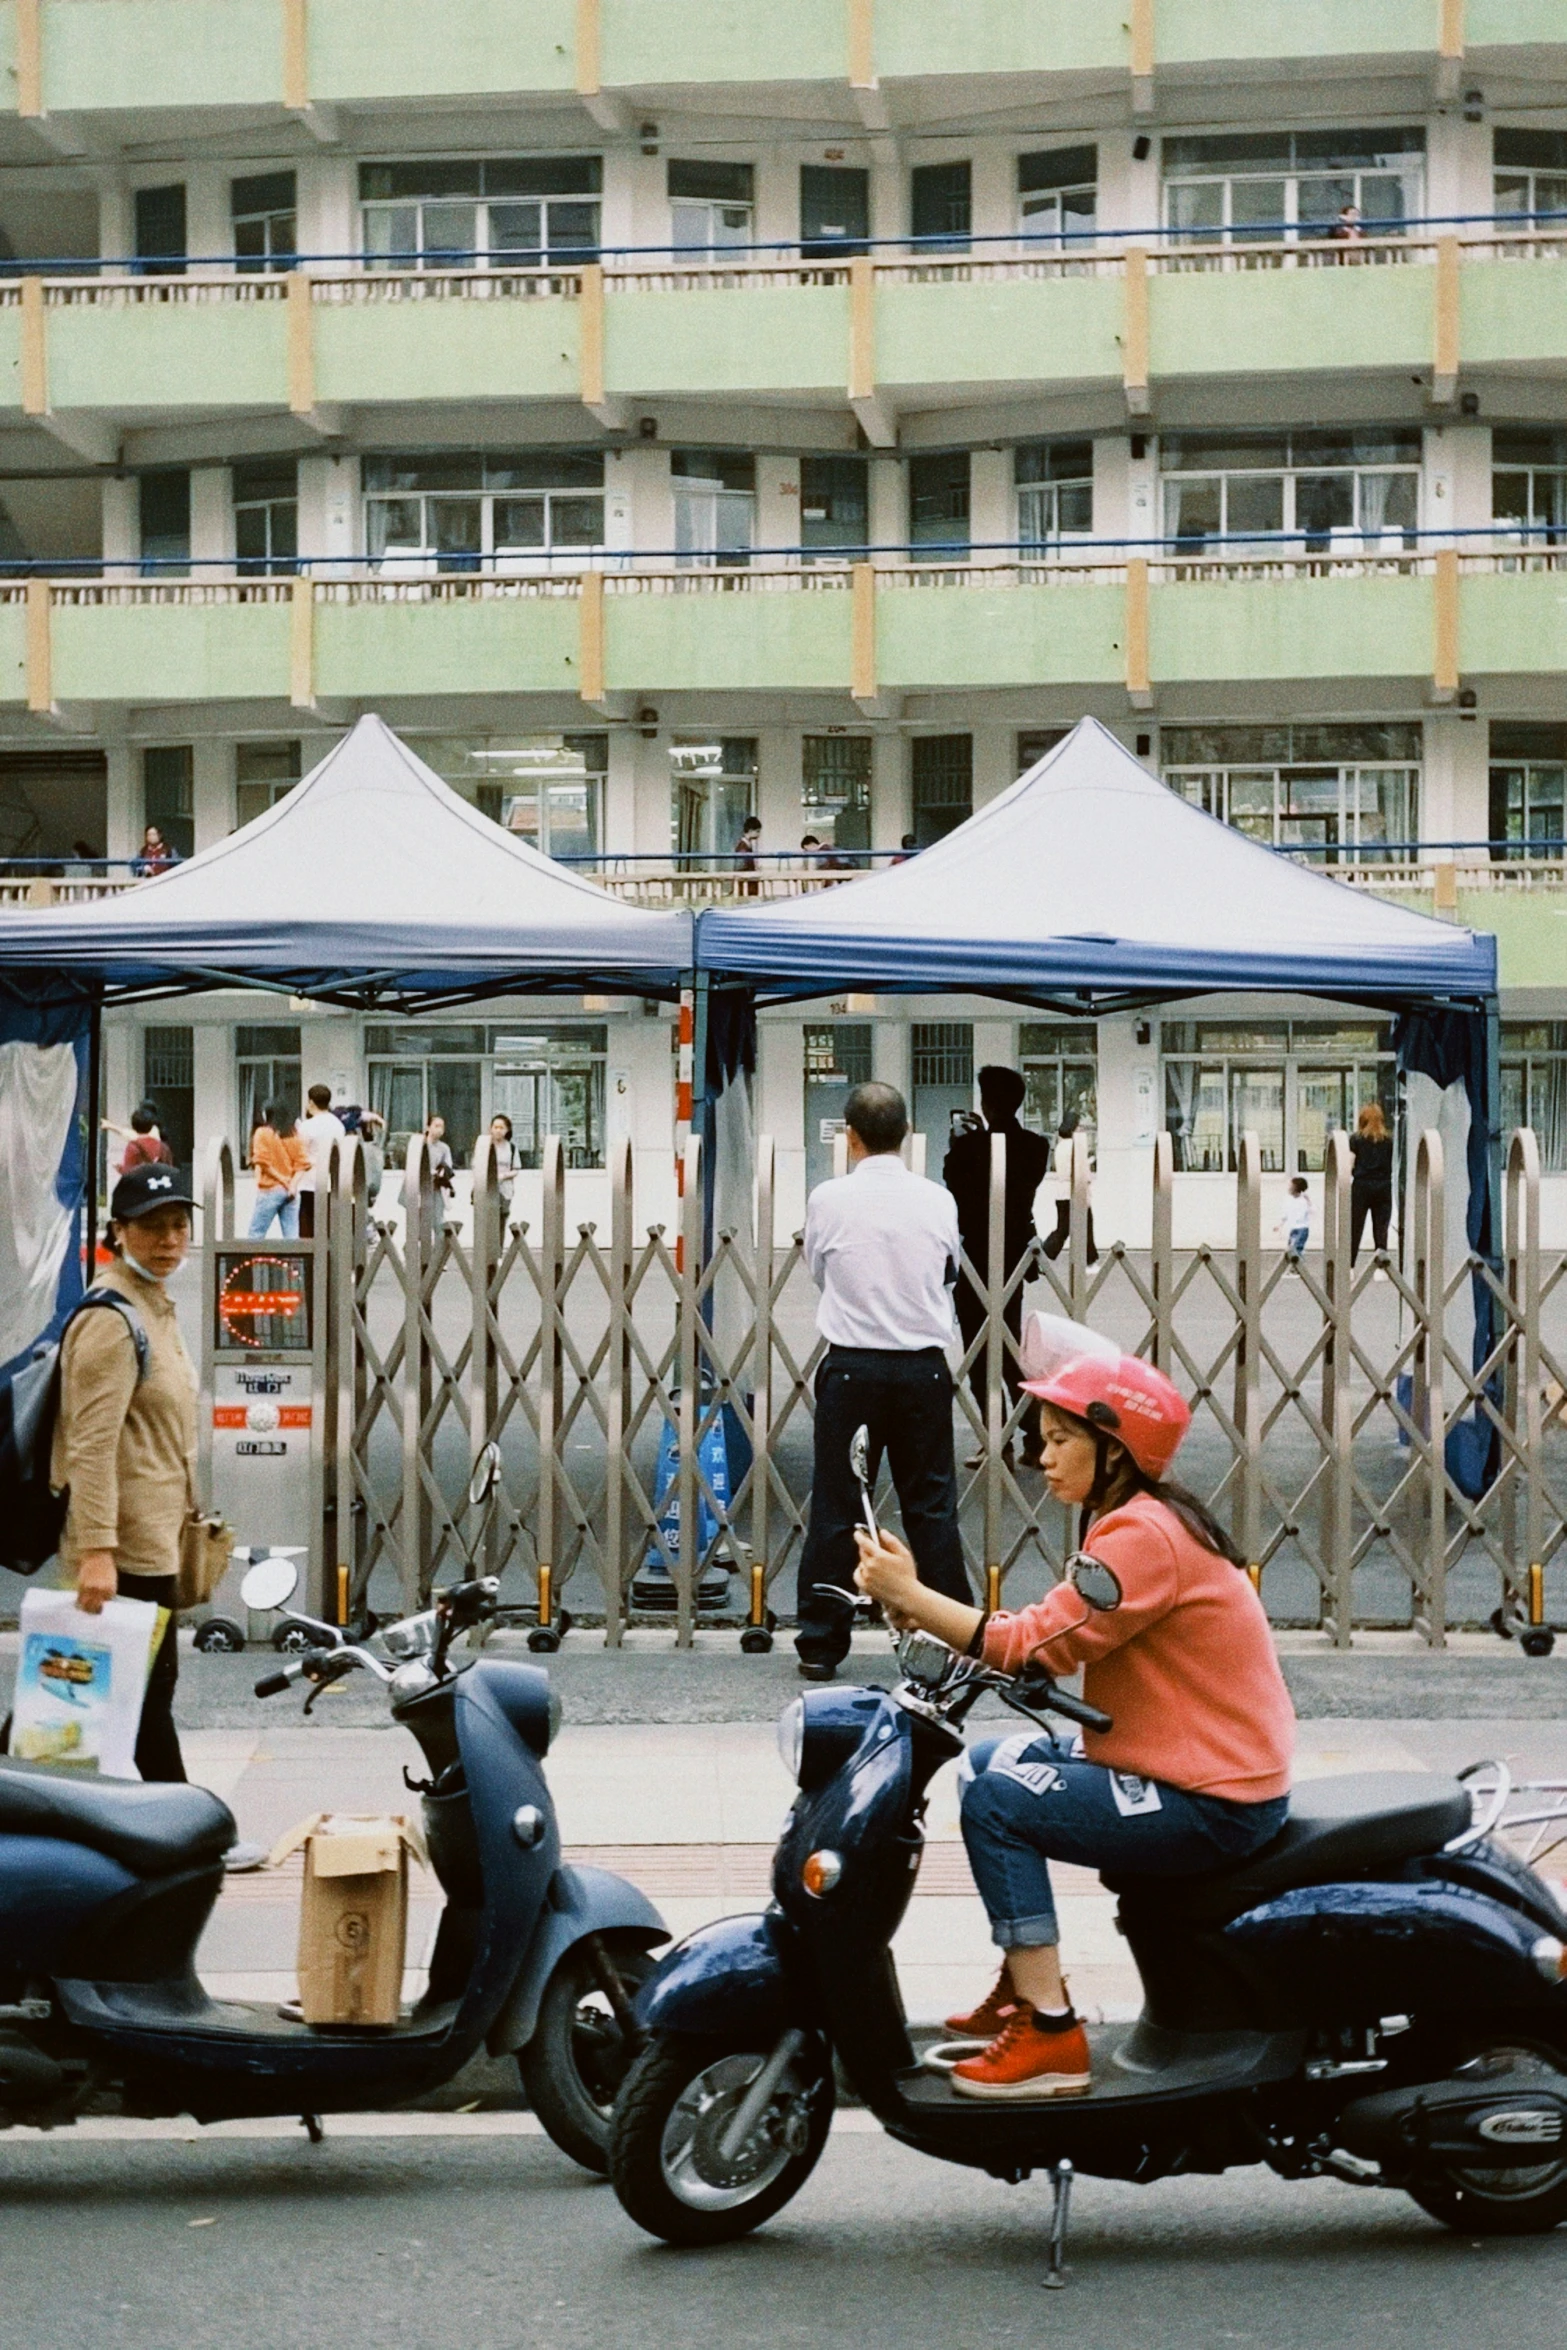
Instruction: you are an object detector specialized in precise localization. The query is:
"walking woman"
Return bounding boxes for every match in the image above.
[1349,1101,1394,1272]
[51,1164,201,1782]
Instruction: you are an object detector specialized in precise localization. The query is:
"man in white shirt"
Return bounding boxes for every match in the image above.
[795,1081,972,1679]
[295,1083,345,1237]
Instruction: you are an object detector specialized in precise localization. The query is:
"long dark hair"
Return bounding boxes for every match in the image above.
[1042,1402,1247,1568]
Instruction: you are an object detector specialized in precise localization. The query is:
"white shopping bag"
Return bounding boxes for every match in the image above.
[10,1588,162,1778]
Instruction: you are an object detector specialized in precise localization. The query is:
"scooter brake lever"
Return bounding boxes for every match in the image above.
[813,1582,876,1615]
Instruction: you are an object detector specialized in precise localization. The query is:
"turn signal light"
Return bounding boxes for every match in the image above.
[802,1849,843,1897]
[1530,1935,1567,1982]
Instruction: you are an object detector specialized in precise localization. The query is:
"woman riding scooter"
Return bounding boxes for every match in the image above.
[855,1314,1295,2102]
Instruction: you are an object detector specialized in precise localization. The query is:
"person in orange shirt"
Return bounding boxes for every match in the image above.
[248,1099,311,1237]
[855,1313,1294,2104]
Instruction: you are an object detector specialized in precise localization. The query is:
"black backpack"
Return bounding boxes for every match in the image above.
[0,1290,150,1576]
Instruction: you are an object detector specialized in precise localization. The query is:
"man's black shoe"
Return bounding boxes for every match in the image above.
[797,1659,838,1682]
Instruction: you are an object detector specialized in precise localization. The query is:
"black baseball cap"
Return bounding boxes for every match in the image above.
[110,1163,198,1222]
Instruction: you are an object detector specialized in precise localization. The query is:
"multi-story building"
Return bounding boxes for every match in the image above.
[2,3,1566,1240]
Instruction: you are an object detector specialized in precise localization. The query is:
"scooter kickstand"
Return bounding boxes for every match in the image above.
[1042,2158,1073,2290]
[300,2114,324,2146]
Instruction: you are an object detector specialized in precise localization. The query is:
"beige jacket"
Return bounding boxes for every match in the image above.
[50,1256,197,1578]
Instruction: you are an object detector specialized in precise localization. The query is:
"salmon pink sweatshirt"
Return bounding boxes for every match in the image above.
[981,1493,1294,1802]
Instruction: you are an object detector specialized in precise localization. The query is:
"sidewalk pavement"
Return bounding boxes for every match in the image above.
[187,1698,1567,2030]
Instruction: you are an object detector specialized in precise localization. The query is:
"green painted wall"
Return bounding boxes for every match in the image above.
[52,600,290,704]
[312,0,574,103]
[1467,2,1563,44]
[607,587,850,694]
[1460,573,1567,679]
[878,581,1122,688]
[878,0,1123,77]
[42,1,279,111]
[49,302,289,411]
[315,594,580,700]
[1150,577,1432,683]
[601,0,842,86]
[0,599,27,704]
[606,286,846,398]
[1452,894,1567,991]
[1157,0,1436,64]
[878,278,1121,392]
[1463,261,1567,371]
[315,297,581,406]
[1150,264,1432,379]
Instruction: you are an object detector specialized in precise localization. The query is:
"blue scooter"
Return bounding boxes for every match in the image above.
[0,1556,666,2171]
[611,1623,1567,2272]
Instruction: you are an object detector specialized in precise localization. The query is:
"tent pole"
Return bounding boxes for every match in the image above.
[84,998,101,1285]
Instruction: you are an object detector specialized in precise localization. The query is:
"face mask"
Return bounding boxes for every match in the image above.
[121,1246,167,1284]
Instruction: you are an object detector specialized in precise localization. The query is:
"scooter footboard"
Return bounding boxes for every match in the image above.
[636,1910,810,2041]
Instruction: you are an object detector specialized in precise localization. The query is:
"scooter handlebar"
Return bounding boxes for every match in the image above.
[253,1666,298,1699]
[1035,1684,1114,1737]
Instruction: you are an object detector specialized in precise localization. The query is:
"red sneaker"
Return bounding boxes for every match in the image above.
[944,1964,1018,2038]
[951,2009,1093,2101]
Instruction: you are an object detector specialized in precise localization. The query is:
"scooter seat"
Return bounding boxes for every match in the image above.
[0,1756,235,1878]
[1104,1772,1473,1910]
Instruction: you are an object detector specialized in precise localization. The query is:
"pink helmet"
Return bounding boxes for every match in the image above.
[1019,1313,1190,1480]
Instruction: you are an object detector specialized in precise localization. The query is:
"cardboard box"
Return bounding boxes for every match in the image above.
[269,1813,428,2028]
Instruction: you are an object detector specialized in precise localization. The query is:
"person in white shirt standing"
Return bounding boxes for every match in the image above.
[795,1081,973,1680]
[295,1083,346,1238]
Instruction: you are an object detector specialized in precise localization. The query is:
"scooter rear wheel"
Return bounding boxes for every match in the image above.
[611,2029,834,2246]
[1407,2041,1567,2234]
[519,1930,661,2174]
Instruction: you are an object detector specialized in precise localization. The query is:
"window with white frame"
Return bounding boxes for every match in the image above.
[359,158,601,268]
[1162,128,1424,245]
[1494,130,1567,228]
[1018,1023,1097,1153]
[1018,146,1097,246]
[1162,722,1422,865]
[1489,723,1565,863]
[672,449,755,566]
[1162,1019,1396,1175]
[668,160,753,254]
[1493,428,1567,545]
[1016,439,1093,549]
[1160,429,1420,550]
[231,171,296,272]
[233,457,297,575]
[1502,1022,1567,1173]
[362,451,604,570]
[671,737,758,859]
[412,733,606,862]
[234,739,302,830]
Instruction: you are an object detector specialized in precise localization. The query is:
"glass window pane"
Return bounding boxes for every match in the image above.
[1165,477,1222,542]
[545,201,599,254]
[549,495,603,546]
[1167,182,1223,240]
[1231,177,1287,238]
[1227,475,1285,536]
[494,497,546,548]
[1296,474,1355,538]
[1232,1066,1285,1171]
[432,500,482,562]
[368,498,424,555]
[1295,1069,1348,1172]
[487,201,543,258]
[422,203,477,261]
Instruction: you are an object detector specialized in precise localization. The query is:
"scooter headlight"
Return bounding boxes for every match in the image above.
[777,1698,806,1784]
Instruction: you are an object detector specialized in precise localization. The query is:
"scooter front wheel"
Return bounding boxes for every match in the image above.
[611,2030,834,2246]
[519,1930,661,2174]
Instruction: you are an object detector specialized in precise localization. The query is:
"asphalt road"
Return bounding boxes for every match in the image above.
[0,2120,1560,2350]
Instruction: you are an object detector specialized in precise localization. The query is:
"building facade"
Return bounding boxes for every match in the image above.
[2,3,1566,1240]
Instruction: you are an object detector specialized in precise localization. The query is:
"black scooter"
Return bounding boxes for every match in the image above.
[0,1557,666,2171]
[610,1627,1567,2276]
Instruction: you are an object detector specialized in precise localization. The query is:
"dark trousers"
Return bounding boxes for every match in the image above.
[795,1346,972,1665]
[119,1571,186,1784]
[954,1275,1039,1456]
[1349,1184,1393,1265]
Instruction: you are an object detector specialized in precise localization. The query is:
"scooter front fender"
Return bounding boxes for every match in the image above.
[487,1864,669,2054]
[636,1910,807,2042]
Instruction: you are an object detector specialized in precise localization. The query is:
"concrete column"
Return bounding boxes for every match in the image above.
[969,448,1010,565]
[94,173,132,269]
[298,452,356,568]
[1127,430,1158,552]
[103,737,137,861]
[755,452,795,568]
[625,151,667,259]
[1428,114,1492,224]
[1124,136,1160,240]
[603,445,634,556]
[760,1015,807,1236]
[305,155,357,264]
[972,1019,1013,1093]
[191,737,231,852]
[1093,433,1131,542]
[873,1015,909,1097]
[190,467,229,575]
[869,729,907,849]
[184,166,227,268]
[1093,1012,1149,1247]
[102,1015,135,1136]
[1446,714,1491,849]
[972,724,1011,809]
[630,727,670,855]
[755,726,796,860]
[1094,133,1138,238]
[624,444,674,556]
[192,1020,231,1161]
[868,454,903,560]
[601,728,637,855]
[598,149,638,259]
[969,144,1013,249]
[753,151,795,254]
[868,146,903,247]
[102,476,137,581]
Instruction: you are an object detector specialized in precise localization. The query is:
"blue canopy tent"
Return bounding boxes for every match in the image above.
[0,714,694,1376]
[693,720,1502,1466]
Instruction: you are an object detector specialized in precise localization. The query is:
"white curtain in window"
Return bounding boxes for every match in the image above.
[0,1040,78,1370]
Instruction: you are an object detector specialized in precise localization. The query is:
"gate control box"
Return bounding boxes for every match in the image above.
[200,1241,327,1627]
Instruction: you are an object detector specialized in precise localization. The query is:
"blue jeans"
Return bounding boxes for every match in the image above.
[249,1189,299,1238]
[958,1730,1289,1950]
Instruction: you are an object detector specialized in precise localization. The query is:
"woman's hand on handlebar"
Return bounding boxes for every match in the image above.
[854,1528,985,1655]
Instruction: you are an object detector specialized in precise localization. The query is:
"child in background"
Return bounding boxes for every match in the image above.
[1277,1176,1311,1268]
